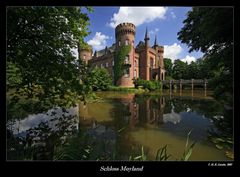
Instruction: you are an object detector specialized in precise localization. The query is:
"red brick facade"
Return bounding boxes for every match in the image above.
[79,22,166,87]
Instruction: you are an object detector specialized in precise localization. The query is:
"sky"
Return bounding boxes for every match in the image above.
[81,7,204,64]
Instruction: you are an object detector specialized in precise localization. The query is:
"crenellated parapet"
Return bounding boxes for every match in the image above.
[115,23,136,38]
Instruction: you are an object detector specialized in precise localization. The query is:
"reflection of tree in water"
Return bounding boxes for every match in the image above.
[163,96,233,158]
[164,97,223,117]
[7,107,78,160]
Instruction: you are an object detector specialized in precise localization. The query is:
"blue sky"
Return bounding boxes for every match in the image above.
[82,7,203,64]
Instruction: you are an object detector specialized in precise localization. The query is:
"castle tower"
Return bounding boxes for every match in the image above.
[153,35,158,49]
[144,27,150,80]
[155,45,165,80]
[158,46,164,69]
[78,43,93,65]
[144,27,150,48]
[115,22,136,87]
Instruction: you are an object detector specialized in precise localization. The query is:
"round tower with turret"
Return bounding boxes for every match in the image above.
[115,22,136,87]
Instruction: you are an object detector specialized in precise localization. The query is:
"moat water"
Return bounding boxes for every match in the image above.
[7,90,233,160]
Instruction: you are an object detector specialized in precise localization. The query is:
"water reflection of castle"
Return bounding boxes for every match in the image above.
[119,94,182,128]
[118,94,167,129]
[79,94,182,129]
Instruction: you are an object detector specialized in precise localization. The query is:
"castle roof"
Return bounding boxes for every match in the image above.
[95,43,116,57]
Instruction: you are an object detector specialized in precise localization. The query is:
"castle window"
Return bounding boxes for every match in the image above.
[124,55,129,64]
[124,68,130,78]
[83,55,86,59]
[134,69,137,78]
[125,39,129,45]
[118,41,121,46]
[134,60,137,67]
[106,62,108,67]
[150,58,154,68]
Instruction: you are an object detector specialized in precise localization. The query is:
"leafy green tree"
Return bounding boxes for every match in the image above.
[6,61,22,90]
[196,58,214,79]
[172,59,188,79]
[186,61,199,79]
[178,7,233,106]
[7,7,93,108]
[87,67,113,91]
[163,58,173,77]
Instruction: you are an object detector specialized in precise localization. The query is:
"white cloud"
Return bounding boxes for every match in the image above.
[149,28,159,35]
[180,55,196,64]
[164,43,183,61]
[170,11,176,19]
[87,32,109,51]
[108,7,168,28]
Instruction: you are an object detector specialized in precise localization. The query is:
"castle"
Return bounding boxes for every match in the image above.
[78,22,166,87]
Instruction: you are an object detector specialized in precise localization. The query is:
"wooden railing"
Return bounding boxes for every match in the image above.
[162,79,209,97]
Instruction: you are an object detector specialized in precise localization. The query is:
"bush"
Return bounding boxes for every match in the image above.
[133,79,162,91]
[107,86,145,93]
[87,67,113,91]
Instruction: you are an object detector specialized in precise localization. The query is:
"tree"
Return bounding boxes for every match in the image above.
[87,67,113,91]
[196,58,214,79]
[172,59,188,80]
[178,7,233,106]
[163,58,173,77]
[7,7,93,108]
[186,61,199,79]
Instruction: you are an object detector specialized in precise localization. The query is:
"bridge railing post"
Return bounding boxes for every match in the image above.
[169,80,172,97]
[191,79,194,97]
[204,79,207,97]
[180,79,182,96]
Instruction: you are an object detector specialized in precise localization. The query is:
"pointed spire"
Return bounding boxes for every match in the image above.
[144,27,150,40]
[154,35,158,46]
[105,46,108,54]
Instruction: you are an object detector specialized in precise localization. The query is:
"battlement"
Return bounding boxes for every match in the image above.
[115,22,136,37]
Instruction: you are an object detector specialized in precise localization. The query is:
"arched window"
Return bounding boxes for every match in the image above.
[150,58,154,68]
[124,68,130,78]
[134,69,137,78]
